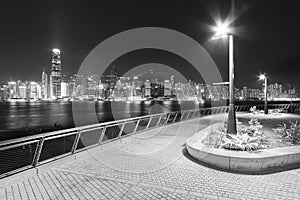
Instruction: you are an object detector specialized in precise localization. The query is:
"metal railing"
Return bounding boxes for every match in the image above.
[0,103,299,178]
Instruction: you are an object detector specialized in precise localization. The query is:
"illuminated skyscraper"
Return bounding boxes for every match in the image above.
[164,80,171,96]
[41,71,48,99]
[50,48,62,99]
[100,66,118,99]
[18,83,26,99]
[170,75,175,88]
[144,80,151,97]
[8,81,17,99]
[61,81,68,97]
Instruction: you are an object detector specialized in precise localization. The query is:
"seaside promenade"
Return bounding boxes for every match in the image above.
[1,114,300,200]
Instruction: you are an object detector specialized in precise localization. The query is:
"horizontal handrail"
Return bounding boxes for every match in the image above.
[0,139,40,152]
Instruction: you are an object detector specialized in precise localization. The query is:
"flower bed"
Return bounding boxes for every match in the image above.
[186,114,300,173]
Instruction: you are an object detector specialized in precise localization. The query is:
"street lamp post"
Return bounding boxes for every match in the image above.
[212,23,236,134]
[259,74,268,114]
[227,34,237,134]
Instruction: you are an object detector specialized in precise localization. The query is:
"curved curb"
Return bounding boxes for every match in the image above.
[186,123,300,173]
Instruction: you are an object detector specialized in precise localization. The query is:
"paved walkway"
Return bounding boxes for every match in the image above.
[1,114,300,200]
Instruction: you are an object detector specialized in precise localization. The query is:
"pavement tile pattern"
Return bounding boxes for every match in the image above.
[1,115,300,199]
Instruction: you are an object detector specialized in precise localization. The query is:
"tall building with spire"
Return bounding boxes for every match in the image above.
[50,48,62,99]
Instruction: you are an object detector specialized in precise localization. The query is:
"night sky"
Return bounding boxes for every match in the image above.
[0,0,299,90]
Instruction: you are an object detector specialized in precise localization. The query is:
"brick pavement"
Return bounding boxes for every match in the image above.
[1,114,300,199]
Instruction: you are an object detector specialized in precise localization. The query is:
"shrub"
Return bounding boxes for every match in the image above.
[202,118,268,151]
[202,123,227,148]
[221,131,267,151]
[273,121,300,145]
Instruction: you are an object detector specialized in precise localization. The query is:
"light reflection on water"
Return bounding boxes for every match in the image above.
[0,101,204,140]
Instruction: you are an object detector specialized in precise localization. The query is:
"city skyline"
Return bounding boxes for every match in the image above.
[0,0,300,90]
[0,48,297,94]
[0,63,297,101]
[1,1,300,198]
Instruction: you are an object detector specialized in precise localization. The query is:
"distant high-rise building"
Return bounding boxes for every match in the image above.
[50,49,62,99]
[164,80,171,96]
[67,76,76,98]
[170,75,175,88]
[242,86,248,99]
[0,85,9,100]
[100,66,118,99]
[86,74,100,96]
[16,80,21,98]
[29,82,41,99]
[18,84,26,99]
[8,81,17,99]
[41,71,48,99]
[61,81,68,97]
[26,81,31,101]
[144,80,151,97]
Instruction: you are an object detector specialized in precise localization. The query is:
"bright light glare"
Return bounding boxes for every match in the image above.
[52,48,60,54]
[259,74,266,80]
[212,22,230,36]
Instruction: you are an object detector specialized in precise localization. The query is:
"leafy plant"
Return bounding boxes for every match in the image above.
[202,123,226,148]
[221,134,261,151]
[273,121,300,145]
[202,118,269,151]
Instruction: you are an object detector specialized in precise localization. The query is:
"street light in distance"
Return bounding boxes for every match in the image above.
[259,74,268,114]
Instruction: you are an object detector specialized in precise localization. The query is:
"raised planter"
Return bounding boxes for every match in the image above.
[186,123,300,173]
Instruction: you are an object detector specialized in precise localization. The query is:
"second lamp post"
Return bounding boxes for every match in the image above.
[259,74,268,114]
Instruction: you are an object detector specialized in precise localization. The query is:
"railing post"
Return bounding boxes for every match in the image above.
[180,111,185,121]
[32,138,45,167]
[98,126,106,145]
[187,111,191,118]
[172,113,178,123]
[165,113,171,125]
[133,119,141,133]
[146,117,152,129]
[186,111,191,119]
[157,114,163,127]
[118,123,125,137]
[222,107,226,113]
[71,131,82,153]
[205,109,209,115]
[191,110,195,118]
[190,111,196,118]
[204,109,208,115]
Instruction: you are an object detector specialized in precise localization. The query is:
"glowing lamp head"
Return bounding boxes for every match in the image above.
[213,23,230,36]
[52,48,60,54]
[259,74,266,80]
[211,21,231,38]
